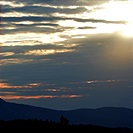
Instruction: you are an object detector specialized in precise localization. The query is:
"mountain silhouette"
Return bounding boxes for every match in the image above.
[0,98,133,128]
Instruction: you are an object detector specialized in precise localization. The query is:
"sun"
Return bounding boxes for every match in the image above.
[103,0,133,37]
[121,22,133,37]
[87,0,133,37]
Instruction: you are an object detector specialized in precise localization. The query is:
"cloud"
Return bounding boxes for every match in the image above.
[2,23,62,35]
[2,16,126,36]
[0,44,77,68]
[10,0,109,6]
[0,82,41,89]
[78,26,96,29]
[3,5,87,14]
[2,16,66,22]
[74,18,127,24]
[0,94,82,100]
[1,0,128,40]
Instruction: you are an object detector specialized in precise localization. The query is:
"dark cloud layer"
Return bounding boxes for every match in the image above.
[1,33,132,83]
[3,5,87,14]
[3,16,126,24]
[2,16,126,35]
[12,0,110,6]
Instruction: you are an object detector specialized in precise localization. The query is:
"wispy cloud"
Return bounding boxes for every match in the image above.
[0,82,41,89]
[0,94,82,100]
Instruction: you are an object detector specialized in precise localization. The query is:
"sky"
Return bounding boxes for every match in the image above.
[0,0,133,110]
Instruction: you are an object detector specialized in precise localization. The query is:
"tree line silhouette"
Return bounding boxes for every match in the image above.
[0,115,133,132]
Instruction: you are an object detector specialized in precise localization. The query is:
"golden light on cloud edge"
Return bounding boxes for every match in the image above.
[0,52,14,56]
[85,79,130,84]
[24,49,75,55]
[0,94,82,100]
[0,58,33,65]
[0,82,41,89]
[0,1,25,7]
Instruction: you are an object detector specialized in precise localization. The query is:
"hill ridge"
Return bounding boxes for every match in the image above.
[0,98,133,128]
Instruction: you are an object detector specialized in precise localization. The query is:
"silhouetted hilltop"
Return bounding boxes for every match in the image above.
[0,98,5,103]
[0,98,133,129]
[0,98,60,121]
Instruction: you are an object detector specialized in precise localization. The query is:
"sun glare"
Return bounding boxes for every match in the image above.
[121,23,133,37]
[104,1,133,37]
[87,0,133,37]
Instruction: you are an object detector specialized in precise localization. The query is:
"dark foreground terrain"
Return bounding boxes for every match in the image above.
[1,98,133,129]
[1,119,133,132]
